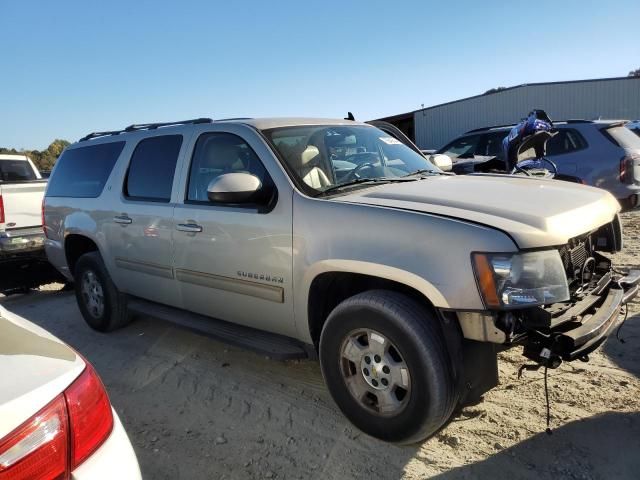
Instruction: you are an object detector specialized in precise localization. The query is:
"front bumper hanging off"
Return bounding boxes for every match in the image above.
[523,270,640,367]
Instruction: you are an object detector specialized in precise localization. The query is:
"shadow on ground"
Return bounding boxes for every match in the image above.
[1,289,420,480]
[603,309,640,377]
[433,412,640,480]
[4,289,638,480]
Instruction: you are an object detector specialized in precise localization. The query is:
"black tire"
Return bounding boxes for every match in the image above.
[74,252,130,332]
[319,290,459,444]
[618,197,637,212]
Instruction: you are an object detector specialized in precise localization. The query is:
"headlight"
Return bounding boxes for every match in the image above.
[472,250,569,309]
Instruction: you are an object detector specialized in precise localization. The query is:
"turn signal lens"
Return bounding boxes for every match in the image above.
[473,254,501,308]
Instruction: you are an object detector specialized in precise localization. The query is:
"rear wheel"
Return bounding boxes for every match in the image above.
[319,290,458,444]
[74,252,130,332]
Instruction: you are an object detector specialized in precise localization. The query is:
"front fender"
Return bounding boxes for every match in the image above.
[292,193,518,343]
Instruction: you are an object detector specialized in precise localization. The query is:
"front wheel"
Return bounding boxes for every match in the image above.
[319,290,458,444]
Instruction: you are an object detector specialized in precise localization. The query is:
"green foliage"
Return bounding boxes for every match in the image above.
[0,139,70,172]
[483,86,508,95]
[629,68,640,78]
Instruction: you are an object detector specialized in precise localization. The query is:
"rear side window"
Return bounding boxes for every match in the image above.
[124,135,183,202]
[0,160,36,182]
[546,129,588,155]
[476,132,508,157]
[46,142,125,197]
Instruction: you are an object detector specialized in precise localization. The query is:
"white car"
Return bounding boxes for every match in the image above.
[0,306,141,479]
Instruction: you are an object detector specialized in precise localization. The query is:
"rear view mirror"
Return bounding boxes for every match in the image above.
[429,154,453,172]
[207,173,262,203]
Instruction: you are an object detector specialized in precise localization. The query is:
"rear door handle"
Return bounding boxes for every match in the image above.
[176,223,203,233]
[114,215,132,225]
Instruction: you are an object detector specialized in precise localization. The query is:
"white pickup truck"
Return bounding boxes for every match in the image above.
[0,154,47,262]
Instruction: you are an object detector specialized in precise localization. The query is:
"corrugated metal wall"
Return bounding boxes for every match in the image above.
[414,78,640,149]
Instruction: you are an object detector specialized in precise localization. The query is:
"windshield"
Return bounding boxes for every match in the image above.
[263,125,438,194]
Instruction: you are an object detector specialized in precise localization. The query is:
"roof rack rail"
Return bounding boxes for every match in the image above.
[123,117,213,132]
[465,123,515,134]
[215,117,253,122]
[79,130,125,142]
[79,117,214,142]
[464,118,599,135]
[563,119,593,124]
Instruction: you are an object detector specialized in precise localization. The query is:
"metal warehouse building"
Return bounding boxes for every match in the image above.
[377,76,640,150]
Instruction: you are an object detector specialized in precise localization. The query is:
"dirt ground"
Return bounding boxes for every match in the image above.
[1,213,639,480]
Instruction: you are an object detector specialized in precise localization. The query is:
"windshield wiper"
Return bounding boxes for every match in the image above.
[319,177,414,196]
[403,169,445,177]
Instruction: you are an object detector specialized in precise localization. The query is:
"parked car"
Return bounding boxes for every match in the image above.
[44,117,638,444]
[0,154,47,260]
[0,154,65,292]
[0,305,141,479]
[628,120,640,136]
[433,120,640,209]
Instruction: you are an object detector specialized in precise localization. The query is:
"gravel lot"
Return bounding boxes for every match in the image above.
[1,212,639,479]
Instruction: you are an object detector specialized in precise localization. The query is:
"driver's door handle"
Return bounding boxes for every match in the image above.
[114,215,132,225]
[176,223,203,233]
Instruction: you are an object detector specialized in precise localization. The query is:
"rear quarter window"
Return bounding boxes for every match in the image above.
[546,129,588,156]
[602,126,640,149]
[46,142,126,198]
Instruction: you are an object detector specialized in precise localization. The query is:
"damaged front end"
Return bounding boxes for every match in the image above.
[463,214,639,369]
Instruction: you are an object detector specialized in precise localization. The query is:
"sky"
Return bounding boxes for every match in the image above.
[1,0,638,150]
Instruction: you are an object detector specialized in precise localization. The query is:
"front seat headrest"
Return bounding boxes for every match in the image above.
[300,145,320,166]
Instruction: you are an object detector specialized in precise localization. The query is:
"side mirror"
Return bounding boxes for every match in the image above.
[207,172,262,204]
[429,154,453,172]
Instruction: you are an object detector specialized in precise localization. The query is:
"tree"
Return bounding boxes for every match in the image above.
[0,139,70,172]
[629,68,640,78]
[483,86,507,95]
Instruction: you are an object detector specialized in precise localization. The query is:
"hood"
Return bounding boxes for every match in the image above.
[334,174,620,249]
[0,306,84,438]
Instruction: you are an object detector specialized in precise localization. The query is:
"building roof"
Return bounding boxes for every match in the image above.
[375,76,640,121]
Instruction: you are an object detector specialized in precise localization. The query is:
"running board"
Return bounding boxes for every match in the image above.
[127,297,311,360]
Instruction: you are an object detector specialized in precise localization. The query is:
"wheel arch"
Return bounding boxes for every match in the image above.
[64,233,102,278]
[302,260,450,349]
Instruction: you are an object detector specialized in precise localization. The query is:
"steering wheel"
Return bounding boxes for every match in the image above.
[511,157,558,179]
[345,162,376,181]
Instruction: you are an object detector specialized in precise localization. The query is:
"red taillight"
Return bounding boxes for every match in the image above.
[0,362,113,479]
[621,153,639,184]
[0,396,69,480]
[0,195,4,224]
[620,156,629,183]
[64,363,114,468]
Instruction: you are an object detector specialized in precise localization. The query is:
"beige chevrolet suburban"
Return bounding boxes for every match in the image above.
[44,117,639,443]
